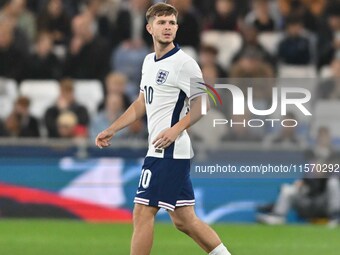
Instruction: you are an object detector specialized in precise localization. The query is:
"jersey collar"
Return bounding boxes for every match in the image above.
[154,44,180,62]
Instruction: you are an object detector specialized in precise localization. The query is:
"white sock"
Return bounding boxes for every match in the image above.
[208,243,231,255]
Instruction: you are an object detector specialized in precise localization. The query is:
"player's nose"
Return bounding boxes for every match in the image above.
[165,22,172,30]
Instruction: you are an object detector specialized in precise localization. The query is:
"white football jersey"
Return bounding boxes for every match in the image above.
[140,45,203,159]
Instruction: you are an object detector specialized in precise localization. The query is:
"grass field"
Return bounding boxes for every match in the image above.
[0,220,339,255]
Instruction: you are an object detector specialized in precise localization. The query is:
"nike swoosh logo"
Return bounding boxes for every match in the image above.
[136,190,145,194]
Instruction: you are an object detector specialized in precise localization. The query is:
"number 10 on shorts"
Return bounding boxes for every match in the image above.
[138,169,152,189]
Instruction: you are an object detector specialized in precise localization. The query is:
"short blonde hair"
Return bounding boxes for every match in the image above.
[57,111,78,127]
[146,3,178,23]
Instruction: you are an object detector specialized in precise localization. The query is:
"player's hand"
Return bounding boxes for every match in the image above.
[152,127,180,149]
[95,129,115,149]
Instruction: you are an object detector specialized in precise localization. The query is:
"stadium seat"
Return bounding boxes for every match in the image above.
[0,78,18,119]
[19,80,60,119]
[201,31,242,69]
[277,65,318,96]
[278,64,317,78]
[311,100,340,139]
[181,46,198,61]
[73,80,104,117]
[258,32,283,55]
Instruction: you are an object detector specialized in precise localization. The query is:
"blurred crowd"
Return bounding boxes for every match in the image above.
[0,0,340,146]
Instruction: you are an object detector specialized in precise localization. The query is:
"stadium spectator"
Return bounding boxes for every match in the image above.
[103,71,146,138]
[228,55,274,121]
[0,0,36,43]
[317,57,340,99]
[198,44,227,77]
[257,176,340,226]
[278,15,312,65]
[44,79,89,138]
[230,54,274,78]
[231,23,276,68]
[82,0,112,43]
[105,72,128,96]
[263,112,306,149]
[91,92,146,140]
[301,0,327,19]
[277,0,321,32]
[97,0,122,25]
[201,64,219,84]
[37,0,71,45]
[229,54,275,103]
[112,0,152,47]
[0,16,27,81]
[317,3,340,69]
[257,127,340,226]
[111,45,149,98]
[63,14,111,81]
[26,32,62,80]
[168,0,201,49]
[245,0,276,32]
[111,0,151,91]
[206,0,238,31]
[98,72,131,111]
[56,111,81,138]
[90,93,126,140]
[1,96,40,137]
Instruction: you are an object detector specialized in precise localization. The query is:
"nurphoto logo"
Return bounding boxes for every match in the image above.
[193,81,312,128]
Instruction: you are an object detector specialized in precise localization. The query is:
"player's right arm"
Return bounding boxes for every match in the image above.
[95,92,146,148]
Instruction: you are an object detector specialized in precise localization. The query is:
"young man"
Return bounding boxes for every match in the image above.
[96,3,231,255]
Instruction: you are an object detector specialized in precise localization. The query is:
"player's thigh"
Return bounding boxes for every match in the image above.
[168,205,197,226]
[133,203,159,223]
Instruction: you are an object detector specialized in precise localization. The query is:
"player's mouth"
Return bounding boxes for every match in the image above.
[163,33,172,37]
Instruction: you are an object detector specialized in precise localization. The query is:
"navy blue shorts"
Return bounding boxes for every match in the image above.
[134,157,195,211]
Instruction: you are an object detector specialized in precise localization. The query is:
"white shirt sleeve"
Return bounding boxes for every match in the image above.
[176,59,204,98]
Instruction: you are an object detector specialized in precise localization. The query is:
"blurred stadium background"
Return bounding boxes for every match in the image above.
[1,0,340,254]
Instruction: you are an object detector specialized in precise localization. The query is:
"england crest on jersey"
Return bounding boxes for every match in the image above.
[156,69,169,85]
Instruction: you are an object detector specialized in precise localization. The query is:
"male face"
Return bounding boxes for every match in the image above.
[147,14,178,45]
[72,15,93,40]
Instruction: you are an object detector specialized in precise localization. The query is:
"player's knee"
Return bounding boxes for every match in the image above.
[172,215,198,234]
[172,217,187,233]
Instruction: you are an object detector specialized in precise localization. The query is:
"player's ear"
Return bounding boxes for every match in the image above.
[146,23,152,35]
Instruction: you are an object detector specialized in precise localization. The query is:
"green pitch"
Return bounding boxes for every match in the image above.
[0,220,339,255]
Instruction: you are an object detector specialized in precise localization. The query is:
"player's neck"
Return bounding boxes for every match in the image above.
[154,42,176,60]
